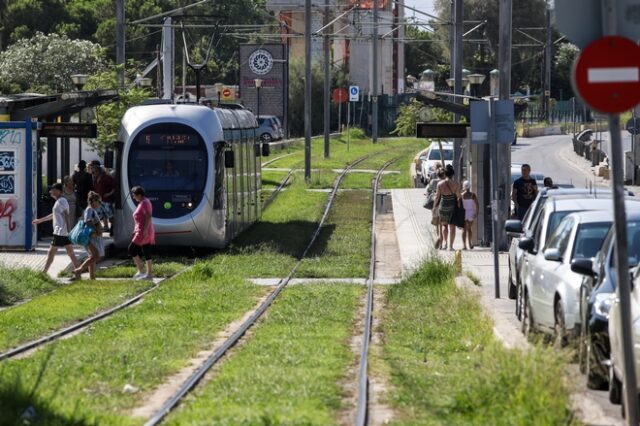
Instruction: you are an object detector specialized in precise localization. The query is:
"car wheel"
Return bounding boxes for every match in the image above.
[516,280,523,321]
[586,332,609,390]
[553,299,567,348]
[609,367,622,404]
[508,264,517,300]
[522,291,534,338]
[261,133,272,142]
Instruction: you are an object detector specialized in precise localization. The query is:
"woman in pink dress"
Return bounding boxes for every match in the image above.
[129,186,155,280]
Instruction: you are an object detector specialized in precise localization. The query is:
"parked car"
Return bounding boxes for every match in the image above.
[522,211,613,346]
[506,188,632,320]
[609,248,640,405]
[257,115,284,142]
[574,213,640,391]
[419,141,453,184]
[518,197,637,338]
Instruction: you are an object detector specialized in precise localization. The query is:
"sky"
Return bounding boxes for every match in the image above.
[404,0,437,18]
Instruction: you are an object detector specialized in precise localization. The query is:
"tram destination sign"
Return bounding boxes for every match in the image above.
[416,123,468,139]
[40,123,97,138]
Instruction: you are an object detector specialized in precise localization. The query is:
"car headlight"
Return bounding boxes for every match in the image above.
[594,293,617,319]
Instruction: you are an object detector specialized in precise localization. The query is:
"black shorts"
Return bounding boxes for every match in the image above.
[52,235,72,247]
[128,242,152,260]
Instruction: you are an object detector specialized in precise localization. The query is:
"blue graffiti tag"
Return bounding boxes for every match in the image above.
[0,175,15,194]
[0,130,22,145]
[0,151,15,171]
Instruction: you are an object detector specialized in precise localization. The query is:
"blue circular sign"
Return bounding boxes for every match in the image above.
[350,87,358,95]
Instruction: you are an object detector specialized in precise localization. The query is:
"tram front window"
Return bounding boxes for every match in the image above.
[128,123,208,219]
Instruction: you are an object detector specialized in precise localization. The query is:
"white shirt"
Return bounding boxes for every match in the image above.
[52,197,70,236]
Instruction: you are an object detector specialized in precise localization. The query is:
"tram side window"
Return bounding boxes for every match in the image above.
[214,144,225,209]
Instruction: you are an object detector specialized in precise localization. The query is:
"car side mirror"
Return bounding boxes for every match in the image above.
[518,237,534,253]
[544,248,562,262]
[505,219,523,236]
[571,258,595,277]
[261,142,270,157]
[224,150,235,168]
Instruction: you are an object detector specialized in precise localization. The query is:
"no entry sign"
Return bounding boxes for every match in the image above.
[573,36,640,114]
[332,88,348,104]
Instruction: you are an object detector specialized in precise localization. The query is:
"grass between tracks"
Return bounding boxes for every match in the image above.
[0,279,153,353]
[165,284,363,425]
[379,259,574,425]
[0,266,265,425]
[0,268,60,307]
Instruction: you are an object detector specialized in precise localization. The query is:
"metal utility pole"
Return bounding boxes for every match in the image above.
[162,17,173,100]
[496,0,512,251]
[372,0,379,143]
[324,0,331,159]
[304,0,312,180]
[452,0,463,179]
[544,8,552,122]
[116,0,125,88]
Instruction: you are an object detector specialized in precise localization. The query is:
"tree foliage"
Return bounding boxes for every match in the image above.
[553,43,579,100]
[0,32,105,94]
[392,98,453,136]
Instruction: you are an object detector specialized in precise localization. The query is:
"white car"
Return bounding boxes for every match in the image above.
[420,142,453,183]
[519,197,640,339]
[524,211,613,346]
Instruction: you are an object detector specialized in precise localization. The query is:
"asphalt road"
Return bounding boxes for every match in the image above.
[512,134,623,424]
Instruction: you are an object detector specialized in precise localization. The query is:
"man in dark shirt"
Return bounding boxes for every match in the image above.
[511,163,538,221]
[72,160,93,218]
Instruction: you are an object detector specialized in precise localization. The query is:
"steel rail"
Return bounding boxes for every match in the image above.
[262,168,295,210]
[0,265,192,361]
[355,158,397,426]
[143,155,373,426]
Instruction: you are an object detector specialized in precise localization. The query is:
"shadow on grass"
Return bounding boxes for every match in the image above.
[233,221,336,259]
[0,350,89,426]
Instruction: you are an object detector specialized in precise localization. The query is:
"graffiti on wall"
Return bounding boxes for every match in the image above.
[0,129,22,145]
[0,198,17,231]
[0,175,14,194]
[0,151,15,171]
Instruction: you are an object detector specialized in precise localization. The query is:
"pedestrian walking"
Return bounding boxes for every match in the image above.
[90,160,115,232]
[461,181,479,250]
[62,175,77,230]
[72,160,93,218]
[543,177,557,189]
[429,168,445,248]
[32,183,80,278]
[434,164,461,251]
[511,163,538,221]
[74,191,104,280]
[129,186,155,281]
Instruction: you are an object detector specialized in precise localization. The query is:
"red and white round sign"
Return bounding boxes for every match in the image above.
[573,36,640,114]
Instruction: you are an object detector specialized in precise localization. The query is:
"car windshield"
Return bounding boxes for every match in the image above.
[547,211,577,239]
[572,222,611,260]
[428,149,453,160]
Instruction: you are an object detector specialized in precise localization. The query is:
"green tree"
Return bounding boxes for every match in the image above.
[85,68,151,155]
[404,25,445,82]
[553,43,579,100]
[392,98,453,136]
[0,32,106,94]
[288,59,350,137]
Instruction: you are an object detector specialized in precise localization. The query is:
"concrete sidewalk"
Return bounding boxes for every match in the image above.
[0,238,86,278]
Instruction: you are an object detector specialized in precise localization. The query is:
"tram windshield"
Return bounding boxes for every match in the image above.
[128,123,208,219]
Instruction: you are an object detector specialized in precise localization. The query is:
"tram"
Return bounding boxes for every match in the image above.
[112,103,264,248]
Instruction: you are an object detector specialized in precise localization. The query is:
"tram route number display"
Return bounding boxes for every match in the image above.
[141,133,199,146]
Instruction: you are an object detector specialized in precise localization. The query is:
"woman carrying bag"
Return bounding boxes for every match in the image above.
[74,191,104,280]
[434,165,462,251]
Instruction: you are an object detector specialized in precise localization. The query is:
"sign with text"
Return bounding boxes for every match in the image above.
[349,86,360,102]
[416,123,468,139]
[40,123,97,138]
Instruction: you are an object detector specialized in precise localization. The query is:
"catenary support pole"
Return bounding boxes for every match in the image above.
[544,8,552,122]
[602,0,639,423]
[489,99,500,299]
[372,0,379,143]
[324,0,331,159]
[452,0,463,179]
[304,0,312,180]
[497,0,512,251]
[116,0,125,88]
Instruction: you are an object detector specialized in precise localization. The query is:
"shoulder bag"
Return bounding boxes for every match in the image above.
[69,219,93,246]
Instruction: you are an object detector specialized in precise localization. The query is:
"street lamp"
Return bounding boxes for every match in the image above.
[490,69,500,97]
[214,82,224,105]
[254,78,263,121]
[71,74,88,91]
[71,74,88,164]
[467,73,486,98]
[420,69,435,91]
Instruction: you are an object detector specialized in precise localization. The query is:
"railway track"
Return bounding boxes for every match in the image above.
[143,154,375,426]
[355,159,396,426]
